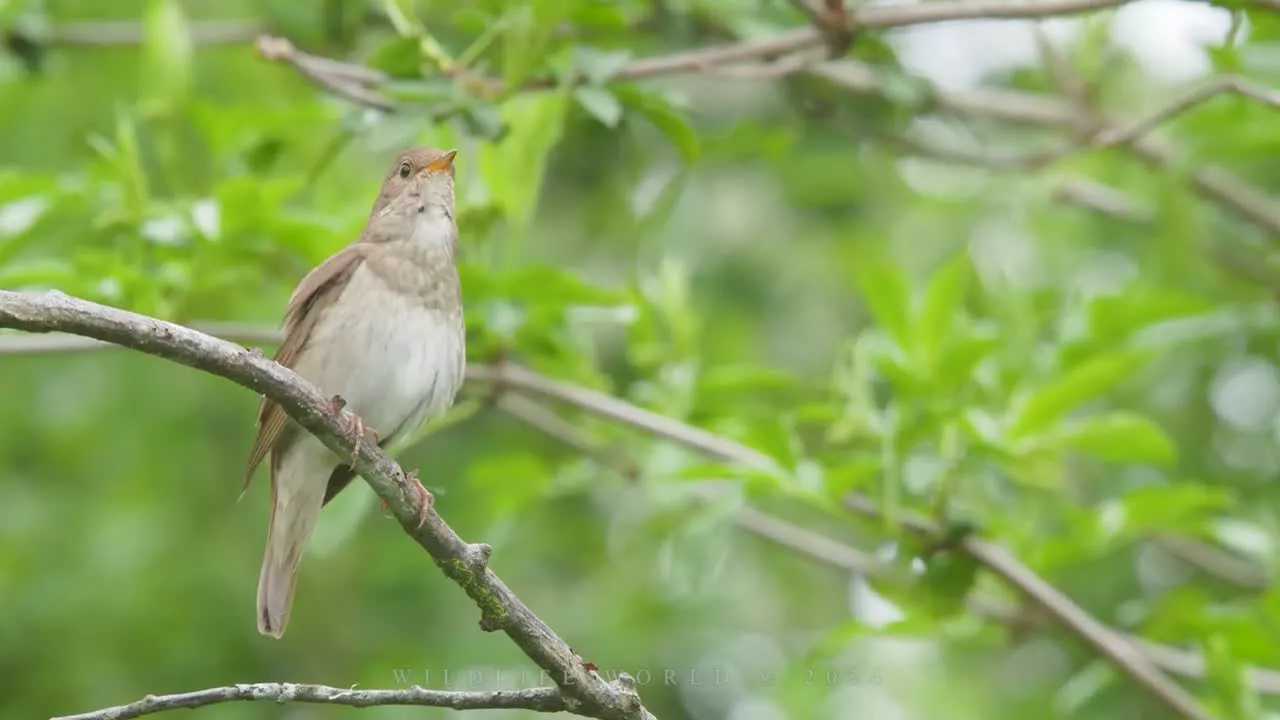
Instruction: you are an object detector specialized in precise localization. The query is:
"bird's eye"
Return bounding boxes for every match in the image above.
[398,162,412,179]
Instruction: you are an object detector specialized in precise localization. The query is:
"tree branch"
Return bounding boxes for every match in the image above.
[52,683,565,720]
[1092,75,1280,148]
[496,393,1280,697]
[1050,176,1153,223]
[469,369,1215,720]
[29,3,1280,241]
[5,317,1280,698]
[0,290,652,720]
[38,20,262,46]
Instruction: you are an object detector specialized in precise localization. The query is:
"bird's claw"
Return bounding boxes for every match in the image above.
[381,469,433,529]
[329,395,378,467]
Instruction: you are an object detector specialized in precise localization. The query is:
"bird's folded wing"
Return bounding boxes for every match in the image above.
[241,243,370,493]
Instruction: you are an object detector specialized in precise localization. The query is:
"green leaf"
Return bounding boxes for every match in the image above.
[467,453,552,516]
[934,326,998,390]
[365,35,427,77]
[1055,662,1116,716]
[664,461,786,495]
[309,483,377,556]
[698,365,795,395]
[0,195,50,264]
[573,86,623,128]
[853,261,913,352]
[631,169,688,242]
[500,2,566,90]
[614,86,699,163]
[140,0,193,111]
[571,47,632,84]
[1007,350,1151,439]
[0,259,77,290]
[1086,289,1215,342]
[823,455,881,497]
[1110,484,1233,536]
[1058,412,1177,466]
[917,550,980,617]
[914,253,970,373]
[1204,634,1263,720]
[477,89,571,231]
[380,0,419,36]
[496,264,625,306]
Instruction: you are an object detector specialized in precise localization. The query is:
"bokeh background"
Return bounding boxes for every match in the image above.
[4,0,1280,718]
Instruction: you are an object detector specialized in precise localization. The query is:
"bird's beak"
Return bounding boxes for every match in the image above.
[422,149,457,175]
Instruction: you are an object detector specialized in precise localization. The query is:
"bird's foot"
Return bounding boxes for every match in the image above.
[386,468,432,529]
[378,468,435,525]
[329,395,378,466]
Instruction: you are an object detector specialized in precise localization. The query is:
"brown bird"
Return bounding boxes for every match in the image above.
[242,147,467,638]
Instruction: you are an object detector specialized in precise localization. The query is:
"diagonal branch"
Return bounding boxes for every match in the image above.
[53,683,565,720]
[468,367,1214,720]
[0,290,653,720]
[1092,75,1280,148]
[494,394,892,578]
[37,20,262,46]
[255,35,394,112]
[492,394,1280,696]
[4,320,1280,696]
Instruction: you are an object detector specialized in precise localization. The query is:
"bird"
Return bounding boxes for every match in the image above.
[241,146,467,638]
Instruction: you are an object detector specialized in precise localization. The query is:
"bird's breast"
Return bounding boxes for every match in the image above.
[295,262,465,442]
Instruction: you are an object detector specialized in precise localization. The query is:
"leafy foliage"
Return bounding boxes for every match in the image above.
[3,0,1280,718]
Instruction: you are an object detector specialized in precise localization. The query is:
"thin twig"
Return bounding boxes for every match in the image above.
[255,36,393,112]
[43,20,262,46]
[1050,176,1153,223]
[1093,75,1280,148]
[842,495,1214,720]
[495,394,892,578]
[1151,533,1270,591]
[53,684,565,720]
[1028,44,1280,238]
[0,291,652,720]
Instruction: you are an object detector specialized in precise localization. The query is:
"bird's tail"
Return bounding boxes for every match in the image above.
[257,439,330,638]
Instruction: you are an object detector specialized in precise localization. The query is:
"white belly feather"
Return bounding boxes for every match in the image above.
[291,262,465,444]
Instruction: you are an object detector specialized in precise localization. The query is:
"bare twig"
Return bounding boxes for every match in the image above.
[255,35,393,112]
[1151,533,1270,591]
[0,291,652,720]
[842,496,1215,720]
[1093,75,1280,148]
[1028,42,1280,238]
[1129,137,1280,236]
[788,0,835,31]
[808,60,1081,126]
[37,0,1129,51]
[53,683,565,720]
[0,321,280,355]
[248,18,1280,239]
[252,0,1131,109]
[1051,176,1153,223]
[43,20,262,46]
[786,0,855,56]
[881,130,1072,170]
[495,394,893,578]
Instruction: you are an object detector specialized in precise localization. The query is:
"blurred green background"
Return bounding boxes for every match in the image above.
[5,0,1280,718]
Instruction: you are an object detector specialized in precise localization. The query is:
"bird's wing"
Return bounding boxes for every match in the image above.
[241,243,369,496]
